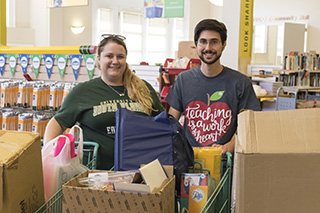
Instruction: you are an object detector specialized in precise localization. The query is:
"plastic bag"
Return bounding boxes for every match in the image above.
[42,125,87,201]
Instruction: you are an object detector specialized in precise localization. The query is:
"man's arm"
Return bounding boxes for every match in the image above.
[168,106,182,120]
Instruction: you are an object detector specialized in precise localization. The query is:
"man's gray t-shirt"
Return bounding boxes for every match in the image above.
[166,66,261,147]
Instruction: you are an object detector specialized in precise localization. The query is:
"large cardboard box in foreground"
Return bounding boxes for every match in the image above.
[0,130,44,213]
[63,166,175,212]
[233,109,320,213]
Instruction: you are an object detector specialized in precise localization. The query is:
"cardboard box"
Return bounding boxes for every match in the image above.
[63,166,175,212]
[233,109,320,213]
[178,41,199,59]
[0,130,44,213]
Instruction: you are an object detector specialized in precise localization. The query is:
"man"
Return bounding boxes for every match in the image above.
[166,19,260,154]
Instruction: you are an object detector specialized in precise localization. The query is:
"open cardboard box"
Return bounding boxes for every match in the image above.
[62,161,175,212]
[233,109,320,213]
[0,130,44,213]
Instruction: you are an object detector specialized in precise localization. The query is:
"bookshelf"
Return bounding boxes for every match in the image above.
[281,51,320,87]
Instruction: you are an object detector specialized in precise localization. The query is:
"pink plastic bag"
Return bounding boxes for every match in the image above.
[42,125,87,201]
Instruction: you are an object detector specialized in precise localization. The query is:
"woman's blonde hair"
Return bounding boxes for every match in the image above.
[97,35,155,115]
[123,64,154,115]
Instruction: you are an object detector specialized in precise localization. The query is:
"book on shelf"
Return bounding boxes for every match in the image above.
[284,51,319,71]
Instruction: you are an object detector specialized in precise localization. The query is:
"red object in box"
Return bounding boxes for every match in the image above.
[163,58,201,75]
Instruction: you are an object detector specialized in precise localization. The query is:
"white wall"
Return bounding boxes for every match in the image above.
[188,0,212,40]
[29,0,49,46]
[253,0,320,52]
[221,0,240,70]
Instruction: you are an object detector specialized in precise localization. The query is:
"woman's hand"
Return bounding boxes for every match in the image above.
[211,134,235,154]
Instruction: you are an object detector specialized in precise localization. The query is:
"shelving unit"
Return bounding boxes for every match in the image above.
[281,50,320,87]
[0,46,97,138]
[130,65,160,92]
[159,58,201,111]
[276,86,320,110]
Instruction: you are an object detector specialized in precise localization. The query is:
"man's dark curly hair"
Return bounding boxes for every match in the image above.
[194,19,227,46]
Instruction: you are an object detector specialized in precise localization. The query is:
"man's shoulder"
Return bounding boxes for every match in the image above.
[223,66,250,79]
[179,66,200,77]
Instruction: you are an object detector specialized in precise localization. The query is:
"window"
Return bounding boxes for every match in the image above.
[253,25,267,53]
[116,10,185,65]
[146,18,167,65]
[173,18,185,57]
[276,24,284,64]
[99,8,112,35]
[121,11,143,65]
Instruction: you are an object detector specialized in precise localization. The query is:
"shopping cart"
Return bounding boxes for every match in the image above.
[35,141,99,213]
[201,152,233,213]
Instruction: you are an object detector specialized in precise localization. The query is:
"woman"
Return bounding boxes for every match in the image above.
[43,34,164,170]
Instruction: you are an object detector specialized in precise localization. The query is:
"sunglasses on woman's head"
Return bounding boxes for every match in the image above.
[101,34,126,41]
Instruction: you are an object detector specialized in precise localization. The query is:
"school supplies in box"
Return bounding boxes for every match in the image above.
[193,146,221,186]
[62,165,175,212]
[79,171,136,191]
[180,173,215,212]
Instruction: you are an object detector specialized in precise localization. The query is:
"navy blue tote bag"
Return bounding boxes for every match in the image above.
[114,108,194,192]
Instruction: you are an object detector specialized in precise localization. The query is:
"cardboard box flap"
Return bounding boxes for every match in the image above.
[139,159,168,193]
[0,131,39,165]
[237,109,320,154]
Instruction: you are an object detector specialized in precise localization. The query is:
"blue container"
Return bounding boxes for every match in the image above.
[145,6,163,18]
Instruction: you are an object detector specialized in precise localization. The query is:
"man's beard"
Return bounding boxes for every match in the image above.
[198,50,221,65]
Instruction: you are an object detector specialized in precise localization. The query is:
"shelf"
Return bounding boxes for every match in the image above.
[256,95,276,99]
[282,70,320,74]
[163,68,188,75]
[247,74,275,78]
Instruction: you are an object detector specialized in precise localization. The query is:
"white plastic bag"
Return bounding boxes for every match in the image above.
[42,125,87,201]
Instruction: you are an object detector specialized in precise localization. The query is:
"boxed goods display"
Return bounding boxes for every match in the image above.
[0,130,44,213]
[63,160,175,212]
[233,109,320,213]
